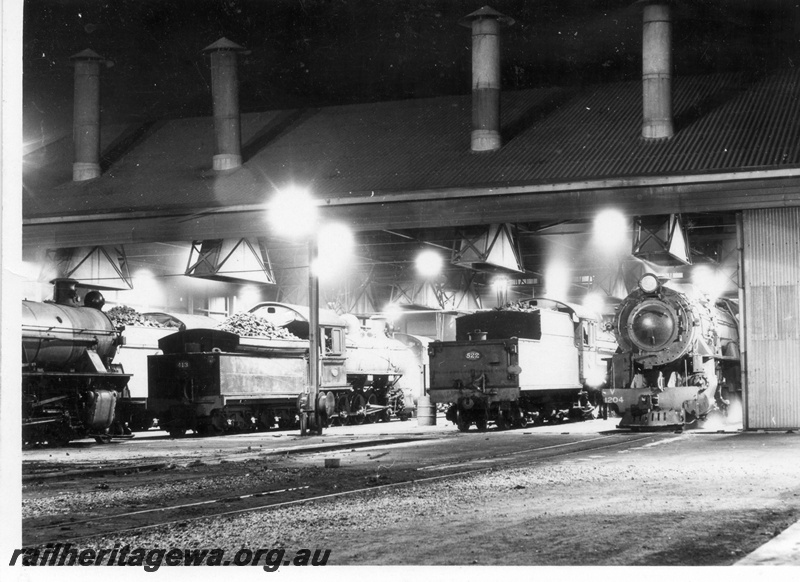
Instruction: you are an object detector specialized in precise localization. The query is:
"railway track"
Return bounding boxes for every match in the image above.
[24,431,664,547]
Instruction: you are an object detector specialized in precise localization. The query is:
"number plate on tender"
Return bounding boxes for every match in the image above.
[464,351,482,360]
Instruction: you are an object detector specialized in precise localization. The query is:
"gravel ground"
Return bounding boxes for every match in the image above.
[50,433,800,566]
[23,461,368,520]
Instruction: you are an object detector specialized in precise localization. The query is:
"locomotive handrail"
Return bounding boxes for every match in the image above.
[23,323,118,335]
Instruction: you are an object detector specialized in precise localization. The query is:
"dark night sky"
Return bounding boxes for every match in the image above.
[22,0,800,148]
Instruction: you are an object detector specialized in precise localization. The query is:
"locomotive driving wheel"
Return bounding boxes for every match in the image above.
[335,394,350,425]
[364,390,378,424]
[495,410,509,431]
[350,392,367,425]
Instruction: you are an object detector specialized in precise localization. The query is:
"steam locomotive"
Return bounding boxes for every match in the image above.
[427,299,617,431]
[147,303,417,437]
[601,273,741,430]
[22,279,131,446]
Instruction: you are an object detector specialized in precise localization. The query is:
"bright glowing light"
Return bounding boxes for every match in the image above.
[692,265,728,299]
[314,222,354,280]
[639,273,660,293]
[130,269,163,309]
[268,185,318,238]
[593,209,628,250]
[493,277,509,292]
[133,268,155,280]
[583,291,605,316]
[383,303,403,323]
[415,249,443,279]
[545,261,570,301]
[585,368,608,388]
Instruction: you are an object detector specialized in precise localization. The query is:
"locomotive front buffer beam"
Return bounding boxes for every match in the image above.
[602,384,718,431]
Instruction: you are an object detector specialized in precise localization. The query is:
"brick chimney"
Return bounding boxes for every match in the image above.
[203,38,248,171]
[70,49,110,181]
[640,2,674,139]
[460,6,514,152]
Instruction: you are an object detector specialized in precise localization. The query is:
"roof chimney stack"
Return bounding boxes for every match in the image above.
[640,1,674,139]
[70,49,110,181]
[460,6,514,152]
[203,38,248,171]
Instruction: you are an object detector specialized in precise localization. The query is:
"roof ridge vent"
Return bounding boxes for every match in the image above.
[70,49,113,181]
[639,1,674,139]
[203,37,249,171]
[460,6,514,152]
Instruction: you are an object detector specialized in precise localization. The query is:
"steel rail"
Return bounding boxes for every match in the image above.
[27,432,661,547]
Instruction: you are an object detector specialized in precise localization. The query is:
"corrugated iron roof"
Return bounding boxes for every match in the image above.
[23,69,800,220]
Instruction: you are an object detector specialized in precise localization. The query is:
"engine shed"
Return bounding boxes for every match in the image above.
[7,1,800,431]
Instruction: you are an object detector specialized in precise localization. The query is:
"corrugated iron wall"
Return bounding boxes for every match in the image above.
[742,207,800,430]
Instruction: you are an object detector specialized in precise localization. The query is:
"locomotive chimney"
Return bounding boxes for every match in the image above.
[639,1,674,139]
[203,38,247,171]
[70,49,111,181]
[460,6,514,152]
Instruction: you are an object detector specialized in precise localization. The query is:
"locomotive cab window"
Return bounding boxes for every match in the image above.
[323,327,344,355]
[582,321,595,347]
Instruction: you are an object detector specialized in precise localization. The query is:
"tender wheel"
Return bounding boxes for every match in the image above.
[313,411,324,435]
[456,409,470,432]
[495,412,508,431]
[94,435,112,444]
[210,410,228,433]
[511,406,527,428]
[475,414,488,432]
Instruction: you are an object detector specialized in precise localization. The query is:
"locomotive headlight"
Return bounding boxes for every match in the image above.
[638,273,661,294]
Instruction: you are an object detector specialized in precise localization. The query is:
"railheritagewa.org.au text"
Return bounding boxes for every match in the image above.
[9,544,331,571]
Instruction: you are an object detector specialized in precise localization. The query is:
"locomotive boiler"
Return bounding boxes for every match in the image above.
[427,300,616,431]
[601,273,741,430]
[22,279,131,446]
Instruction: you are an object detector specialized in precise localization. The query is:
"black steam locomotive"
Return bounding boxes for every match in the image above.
[601,273,741,430]
[22,279,131,446]
[427,299,616,431]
